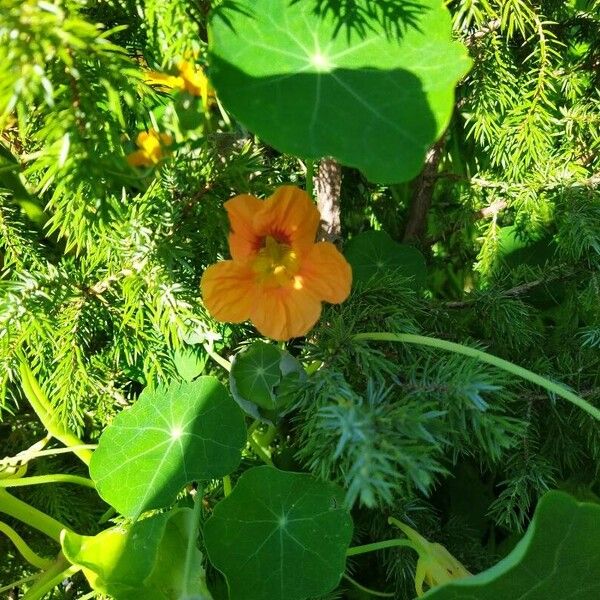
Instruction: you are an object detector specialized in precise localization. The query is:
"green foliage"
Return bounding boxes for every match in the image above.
[209,0,471,182]
[424,491,600,599]
[90,377,246,518]
[204,466,353,600]
[344,230,427,287]
[0,0,599,598]
[62,508,211,599]
[229,341,304,419]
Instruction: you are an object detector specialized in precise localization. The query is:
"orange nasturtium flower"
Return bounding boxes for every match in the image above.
[145,60,214,101]
[126,129,173,168]
[201,186,352,341]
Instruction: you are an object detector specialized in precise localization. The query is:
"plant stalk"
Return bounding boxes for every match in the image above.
[0,489,67,542]
[353,332,600,421]
[0,474,95,489]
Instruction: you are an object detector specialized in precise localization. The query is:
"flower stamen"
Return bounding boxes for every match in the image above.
[252,236,300,286]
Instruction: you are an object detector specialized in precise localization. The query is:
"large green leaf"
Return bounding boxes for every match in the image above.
[90,377,246,518]
[423,491,600,599]
[204,466,353,600]
[61,508,212,600]
[344,230,427,286]
[209,0,471,183]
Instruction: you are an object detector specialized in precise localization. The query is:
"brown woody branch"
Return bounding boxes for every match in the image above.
[314,157,342,243]
[402,136,446,244]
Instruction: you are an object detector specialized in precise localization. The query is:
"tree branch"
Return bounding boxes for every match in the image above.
[314,157,342,243]
[403,136,446,243]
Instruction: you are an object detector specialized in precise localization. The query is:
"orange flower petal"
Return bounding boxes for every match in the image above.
[201,260,256,323]
[137,131,151,145]
[225,194,264,260]
[127,150,151,167]
[299,242,352,303]
[145,71,184,92]
[249,283,322,341]
[178,61,212,97]
[254,186,320,255]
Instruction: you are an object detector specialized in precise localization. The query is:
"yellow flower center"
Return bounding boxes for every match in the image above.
[252,236,300,286]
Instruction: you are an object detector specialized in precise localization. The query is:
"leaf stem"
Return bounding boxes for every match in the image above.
[182,489,203,597]
[343,574,395,597]
[0,474,95,489]
[247,419,261,437]
[223,475,232,496]
[0,521,53,569]
[247,434,273,466]
[14,445,97,461]
[202,341,232,372]
[347,538,416,556]
[17,357,93,465]
[353,332,600,421]
[21,557,80,600]
[0,574,39,595]
[0,489,67,542]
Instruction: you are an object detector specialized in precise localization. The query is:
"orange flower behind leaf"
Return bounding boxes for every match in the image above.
[201,186,352,341]
[126,129,172,168]
[145,60,214,102]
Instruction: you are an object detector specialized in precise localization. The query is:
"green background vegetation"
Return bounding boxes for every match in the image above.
[0,0,598,598]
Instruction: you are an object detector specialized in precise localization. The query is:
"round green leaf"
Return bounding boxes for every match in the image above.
[90,377,246,518]
[204,466,353,600]
[229,342,305,420]
[498,225,556,268]
[423,491,600,599]
[231,342,282,409]
[209,0,471,183]
[61,508,212,600]
[174,347,207,381]
[344,230,427,286]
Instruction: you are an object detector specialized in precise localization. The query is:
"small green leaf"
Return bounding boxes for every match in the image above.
[496,226,561,307]
[344,230,426,286]
[61,508,212,600]
[231,342,281,409]
[90,377,246,518]
[174,347,207,381]
[209,0,471,183]
[423,491,600,599]
[229,342,305,420]
[498,226,556,268]
[204,466,353,600]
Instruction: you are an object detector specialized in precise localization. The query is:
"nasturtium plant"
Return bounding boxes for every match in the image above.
[61,508,212,600]
[229,341,304,419]
[345,230,427,287]
[209,0,471,183]
[423,491,600,599]
[204,466,353,600]
[90,377,247,518]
